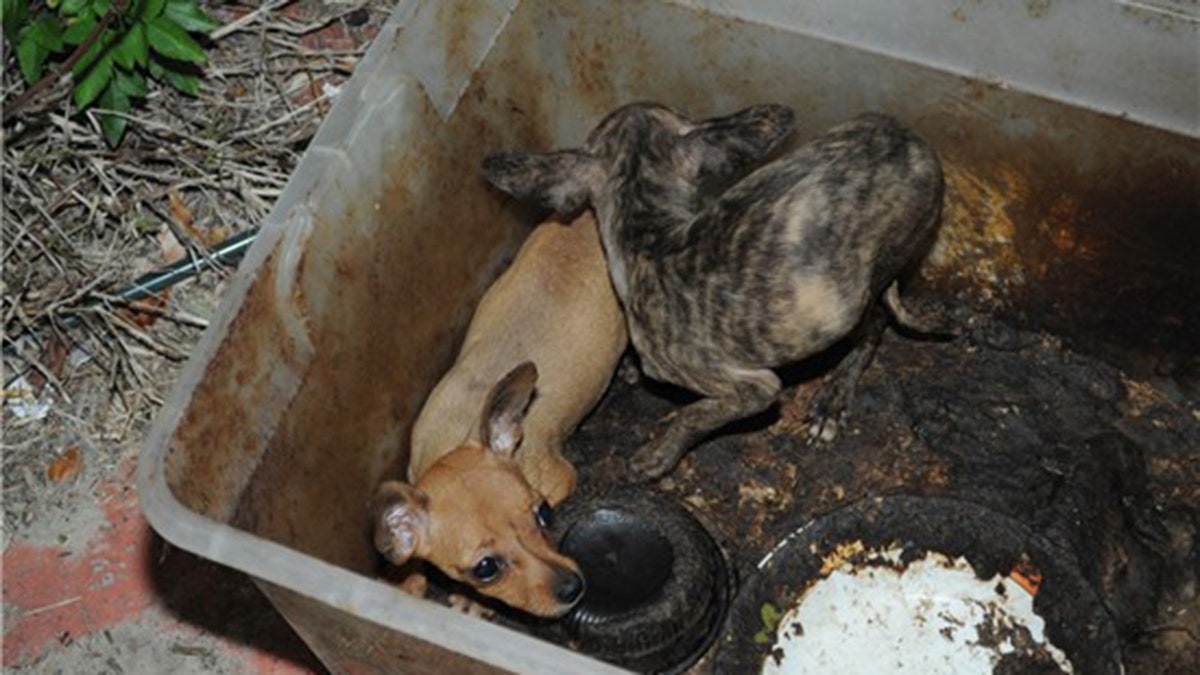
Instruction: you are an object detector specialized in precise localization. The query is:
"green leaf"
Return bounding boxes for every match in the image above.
[97,83,130,148]
[752,629,772,645]
[112,66,148,98]
[29,16,65,51]
[16,31,46,83]
[145,15,205,64]
[95,0,111,15]
[759,602,781,630]
[71,29,117,77]
[165,68,199,96]
[164,0,219,33]
[148,57,200,96]
[61,0,88,15]
[2,0,31,43]
[74,54,114,109]
[138,0,167,21]
[62,12,97,46]
[112,23,147,68]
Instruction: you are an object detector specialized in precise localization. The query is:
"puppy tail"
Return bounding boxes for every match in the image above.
[883,281,955,340]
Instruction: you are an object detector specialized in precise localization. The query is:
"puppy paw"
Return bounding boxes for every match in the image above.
[397,571,429,598]
[617,353,642,386]
[448,593,496,619]
[808,414,841,444]
[807,371,855,444]
[629,440,685,481]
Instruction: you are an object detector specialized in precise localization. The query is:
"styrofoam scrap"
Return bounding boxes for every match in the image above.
[3,347,91,420]
[4,373,51,420]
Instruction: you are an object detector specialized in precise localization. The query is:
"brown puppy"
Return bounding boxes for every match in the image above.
[373,212,626,617]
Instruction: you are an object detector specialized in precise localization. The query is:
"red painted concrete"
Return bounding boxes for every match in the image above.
[2,458,319,673]
[3,461,152,667]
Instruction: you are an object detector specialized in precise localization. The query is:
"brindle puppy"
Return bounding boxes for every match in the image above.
[482,103,944,479]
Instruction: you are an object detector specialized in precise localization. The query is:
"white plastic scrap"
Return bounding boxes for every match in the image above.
[4,346,92,420]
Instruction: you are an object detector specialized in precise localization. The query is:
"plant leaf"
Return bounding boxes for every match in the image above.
[71,29,116,77]
[29,16,65,51]
[61,0,87,14]
[74,54,114,109]
[138,0,167,21]
[2,0,31,43]
[145,15,206,64]
[165,68,199,96]
[46,446,83,483]
[100,112,129,148]
[98,83,131,148]
[16,32,46,83]
[164,0,219,33]
[112,23,147,68]
[148,56,200,96]
[759,602,781,630]
[95,0,111,15]
[62,12,97,46]
[113,66,148,98]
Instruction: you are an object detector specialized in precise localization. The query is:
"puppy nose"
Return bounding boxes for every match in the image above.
[556,570,585,605]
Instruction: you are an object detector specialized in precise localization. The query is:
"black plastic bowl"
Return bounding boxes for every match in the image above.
[550,489,733,674]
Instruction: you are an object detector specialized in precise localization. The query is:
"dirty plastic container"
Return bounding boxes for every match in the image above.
[138,1,1199,673]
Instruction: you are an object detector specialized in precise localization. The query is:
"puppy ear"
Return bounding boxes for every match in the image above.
[372,481,430,566]
[479,362,538,459]
[482,150,600,215]
[681,104,795,180]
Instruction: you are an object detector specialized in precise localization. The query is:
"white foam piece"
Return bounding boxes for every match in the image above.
[764,547,1073,674]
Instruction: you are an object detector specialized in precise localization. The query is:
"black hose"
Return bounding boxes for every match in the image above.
[115,226,258,304]
[4,227,258,357]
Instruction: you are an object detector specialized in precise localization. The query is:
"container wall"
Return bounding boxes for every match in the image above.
[672,0,1200,138]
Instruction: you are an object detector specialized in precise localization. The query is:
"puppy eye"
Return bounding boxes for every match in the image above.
[535,501,553,529]
[472,556,502,583]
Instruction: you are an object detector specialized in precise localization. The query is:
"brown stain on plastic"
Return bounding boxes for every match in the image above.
[1120,1,1197,33]
[167,253,311,521]
[1025,0,1052,19]
[442,1,480,84]
[927,160,1027,302]
[909,75,1200,378]
[568,33,618,111]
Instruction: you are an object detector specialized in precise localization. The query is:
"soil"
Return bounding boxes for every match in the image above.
[559,299,1200,674]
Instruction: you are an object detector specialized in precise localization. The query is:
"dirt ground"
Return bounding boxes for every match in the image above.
[3,2,391,672]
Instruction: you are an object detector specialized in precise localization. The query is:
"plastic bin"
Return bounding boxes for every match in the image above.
[138,1,1198,673]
